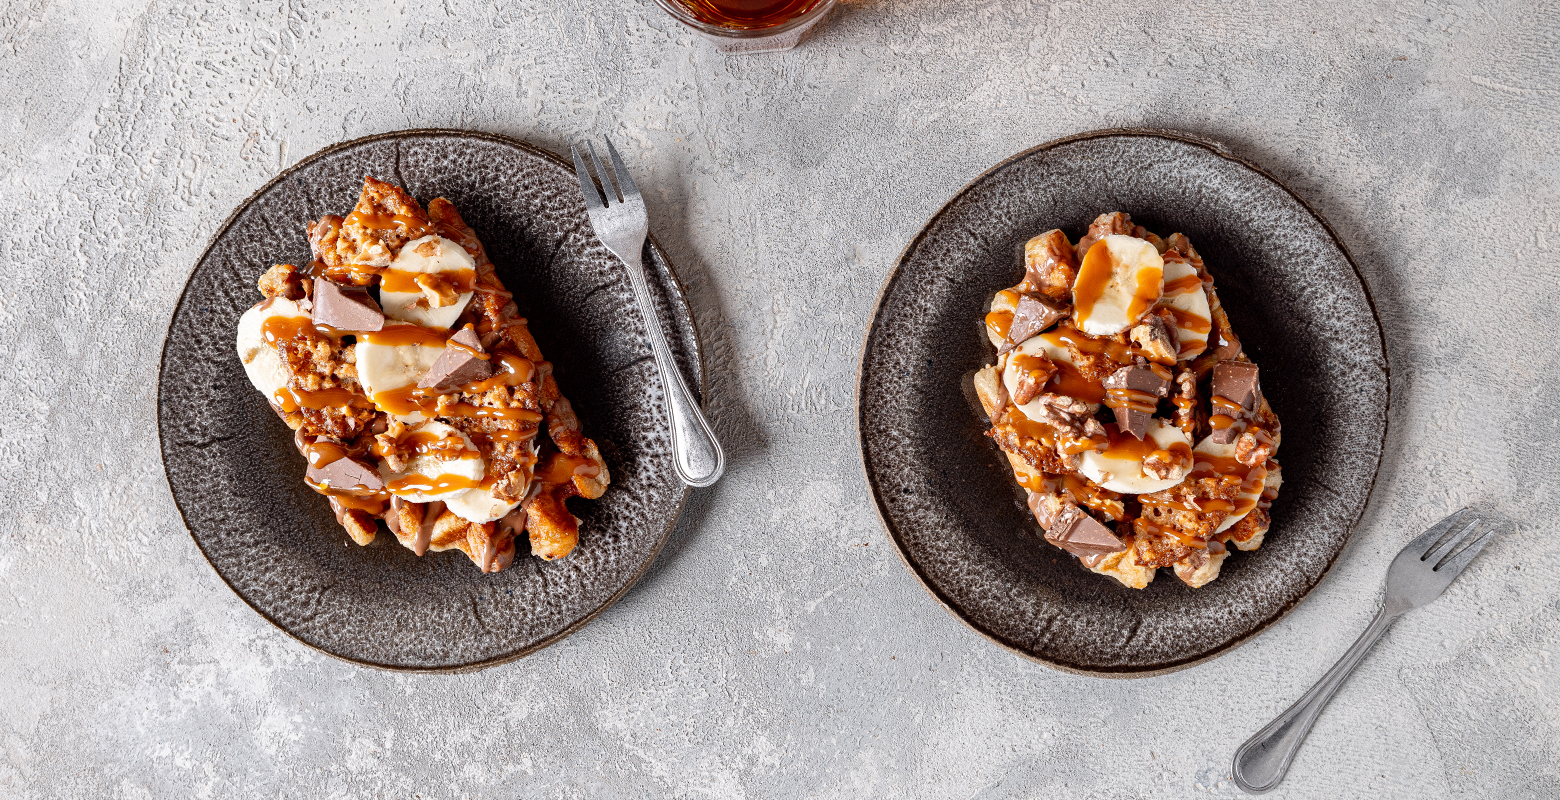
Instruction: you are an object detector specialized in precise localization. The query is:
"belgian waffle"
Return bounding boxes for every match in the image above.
[234,177,610,572]
[974,212,1281,589]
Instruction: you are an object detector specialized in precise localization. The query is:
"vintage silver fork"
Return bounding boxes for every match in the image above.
[570,137,725,488]
[1232,508,1503,793]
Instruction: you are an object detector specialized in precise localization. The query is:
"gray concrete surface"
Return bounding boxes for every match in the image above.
[3,0,1558,797]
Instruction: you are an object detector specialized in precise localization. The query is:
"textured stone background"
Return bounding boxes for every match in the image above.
[3,0,1558,797]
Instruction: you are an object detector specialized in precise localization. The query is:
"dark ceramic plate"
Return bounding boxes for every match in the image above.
[859,130,1388,677]
[159,130,703,671]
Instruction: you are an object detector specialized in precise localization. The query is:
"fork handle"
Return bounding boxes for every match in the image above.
[1232,606,1396,793]
[616,246,725,488]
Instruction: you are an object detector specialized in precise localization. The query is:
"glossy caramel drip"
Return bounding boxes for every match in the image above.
[1139,495,1236,513]
[1210,395,1243,412]
[464,354,536,391]
[1127,263,1164,322]
[1163,305,1212,335]
[273,386,370,413]
[1047,325,1136,363]
[1044,362,1106,404]
[331,492,389,515]
[372,385,441,417]
[1099,425,1192,470]
[1004,406,1058,445]
[344,208,433,240]
[1106,387,1158,413]
[1072,240,1113,330]
[361,324,449,348]
[379,267,477,295]
[986,310,1014,340]
[1062,474,1125,520]
[1209,414,1239,430]
[984,290,1020,340]
[1073,239,1163,330]
[438,403,544,423]
[1014,470,1049,492]
[536,451,601,486]
[397,429,481,460]
[302,440,350,468]
[1008,353,1051,373]
[386,473,483,494]
[446,332,491,360]
[261,315,322,345]
[1163,274,1204,294]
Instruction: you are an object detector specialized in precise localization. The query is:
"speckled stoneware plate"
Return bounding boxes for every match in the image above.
[158,129,703,672]
[859,129,1387,677]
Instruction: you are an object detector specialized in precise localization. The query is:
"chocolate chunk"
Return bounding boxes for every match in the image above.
[1209,424,1241,445]
[1045,504,1127,559]
[1028,490,1066,529]
[1102,364,1171,396]
[417,327,494,390]
[1004,293,1071,348]
[312,279,384,331]
[1111,407,1152,440]
[306,456,384,494]
[1102,365,1171,440]
[1212,360,1261,410]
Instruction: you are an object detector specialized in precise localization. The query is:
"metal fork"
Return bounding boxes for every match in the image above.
[1232,508,1503,793]
[570,137,725,488]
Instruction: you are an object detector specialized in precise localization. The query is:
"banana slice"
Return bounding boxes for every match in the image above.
[1072,235,1164,336]
[378,421,486,503]
[445,488,522,524]
[379,235,477,329]
[1002,334,1100,415]
[1079,418,1191,494]
[355,323,446,419]
[1157,258,1211,359]
[235,298,310,398]
[1193,437,1269,533]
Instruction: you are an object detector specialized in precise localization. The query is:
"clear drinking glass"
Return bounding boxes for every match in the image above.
[650,0,838,54]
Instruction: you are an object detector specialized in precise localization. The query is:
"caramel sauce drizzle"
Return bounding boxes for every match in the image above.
[379,267,476,296]
[1163,305,1212,335]
[361,323,449,348]
[1106,387,1158,413]
[1163,274,1204,294]
[273,386,371,413]
[344,208,433,240]
[386,473,484,494]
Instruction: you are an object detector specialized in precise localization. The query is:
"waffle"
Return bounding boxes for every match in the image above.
[235,177,610,572]
[975,212,1282,589]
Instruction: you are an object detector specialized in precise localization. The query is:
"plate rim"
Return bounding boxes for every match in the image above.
[855,127,1391,678]
[156,127,707,673]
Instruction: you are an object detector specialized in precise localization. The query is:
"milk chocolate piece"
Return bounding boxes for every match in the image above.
[1045,504,1127,559]
[1209,423,1242,445]
[417,327,494,390]
[306,456,384,494]
[312,279,384,331]
[1028,490,1066,529]
[1102,365,1170,440]
[1212,360,1261,409]
[1004,293,1071,349]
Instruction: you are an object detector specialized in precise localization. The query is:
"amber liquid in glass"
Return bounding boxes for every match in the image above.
[673,0,822,29]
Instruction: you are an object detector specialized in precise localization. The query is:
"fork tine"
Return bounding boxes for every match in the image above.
[586,141,620,204]
[601,136,643,203]
[1405,508,1473,558]
[1433,523,1500,576]
[1423,517,1481,565]
[571,146,605,211]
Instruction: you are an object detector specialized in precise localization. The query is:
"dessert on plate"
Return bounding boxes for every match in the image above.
[234,177,610,572]
[974,212,1281,588]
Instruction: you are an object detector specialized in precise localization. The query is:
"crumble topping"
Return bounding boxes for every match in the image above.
[979,212,1283,589]
[234,177,611,572]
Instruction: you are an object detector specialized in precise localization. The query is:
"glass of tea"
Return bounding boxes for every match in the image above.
[651,0,838,54]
